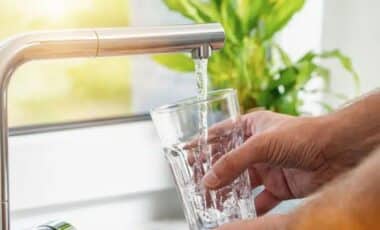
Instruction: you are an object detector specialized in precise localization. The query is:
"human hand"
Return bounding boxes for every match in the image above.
[218,147,380,230]
[202,110,367,215]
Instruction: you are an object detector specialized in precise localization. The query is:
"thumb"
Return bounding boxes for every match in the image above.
[202,133,270,189]
[217,214,291,230]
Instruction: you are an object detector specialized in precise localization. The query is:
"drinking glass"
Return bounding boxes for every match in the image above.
[151,89,256,230]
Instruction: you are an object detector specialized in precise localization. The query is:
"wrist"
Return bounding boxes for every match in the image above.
[320,94,380,160]
[289,149,380,230]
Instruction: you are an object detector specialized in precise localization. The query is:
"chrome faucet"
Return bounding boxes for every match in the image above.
[0,23,225,229]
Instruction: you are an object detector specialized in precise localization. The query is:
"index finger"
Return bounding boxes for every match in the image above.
[202,133,270,189]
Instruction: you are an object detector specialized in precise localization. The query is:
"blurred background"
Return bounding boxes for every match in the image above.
[1,0,379,229]
[3,0,197,127]
[4,0,379,127]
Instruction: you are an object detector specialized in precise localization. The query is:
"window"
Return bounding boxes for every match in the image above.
[2,0,196,127]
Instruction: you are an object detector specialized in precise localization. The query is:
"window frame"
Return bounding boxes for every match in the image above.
[10,114,151,136]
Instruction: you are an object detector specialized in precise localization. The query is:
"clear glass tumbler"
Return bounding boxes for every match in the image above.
[151,89,256,230]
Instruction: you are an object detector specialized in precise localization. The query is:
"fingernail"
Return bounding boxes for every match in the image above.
[202,170,220,188]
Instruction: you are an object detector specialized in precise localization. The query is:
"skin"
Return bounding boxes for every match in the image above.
[289,149,380,230]
[201,90,380,229]
[219,149,380,230]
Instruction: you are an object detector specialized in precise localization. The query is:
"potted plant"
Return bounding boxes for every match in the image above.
[154,0,359,115]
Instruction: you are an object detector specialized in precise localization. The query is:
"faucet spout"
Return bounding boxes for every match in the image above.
[95,23,224,56]
[192,43,213,59]
[0,23,225,230]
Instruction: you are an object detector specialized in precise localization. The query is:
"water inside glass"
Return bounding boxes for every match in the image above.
[164,127,256,229]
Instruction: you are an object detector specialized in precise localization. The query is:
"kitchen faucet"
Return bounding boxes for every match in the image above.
[0,23,225,230]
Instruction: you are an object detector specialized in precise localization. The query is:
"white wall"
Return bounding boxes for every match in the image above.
[279,0,324,59]
[322,0,380,102]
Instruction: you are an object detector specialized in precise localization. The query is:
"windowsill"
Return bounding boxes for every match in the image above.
[10,119,174,211]
[10,114,151,136]
[13,188,185,229]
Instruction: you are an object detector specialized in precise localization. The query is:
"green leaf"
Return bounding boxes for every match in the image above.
[220,0,243,43]
[269,66,297,90]
[295,61,317,90]
[297,51,316,63]
[314,65,331,90]
[320,50,360,94]
[261,0,305,40]
[152,54,194,73]
[297,51,358,94]
[270,59,318,96]
[237,0,264,35]
[188,0,219,22]
[211,0,222,8]
[273,43,292,67]
[274,89,299,115]
[163,0,210,22]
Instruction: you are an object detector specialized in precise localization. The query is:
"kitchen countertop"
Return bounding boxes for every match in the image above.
[142,220,188,230]
[141,199,302,229]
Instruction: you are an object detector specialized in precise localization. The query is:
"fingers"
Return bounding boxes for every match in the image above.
[255,189,281,216]
[184,118,236,150]
[187,140,227,166]
[202,134,269,189]
[217,214,290,230]
[249,166,264,188]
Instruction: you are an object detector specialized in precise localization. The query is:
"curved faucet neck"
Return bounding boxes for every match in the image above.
[0,23,225,230]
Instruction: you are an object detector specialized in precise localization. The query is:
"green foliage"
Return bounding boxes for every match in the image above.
[156,0,359,115]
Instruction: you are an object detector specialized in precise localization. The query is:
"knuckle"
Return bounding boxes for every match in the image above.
[259,133,286,164]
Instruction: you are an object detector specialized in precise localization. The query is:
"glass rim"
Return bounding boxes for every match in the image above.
[151,88,237,115]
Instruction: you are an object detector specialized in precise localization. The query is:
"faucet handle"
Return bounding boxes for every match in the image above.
[35,220,76,230]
